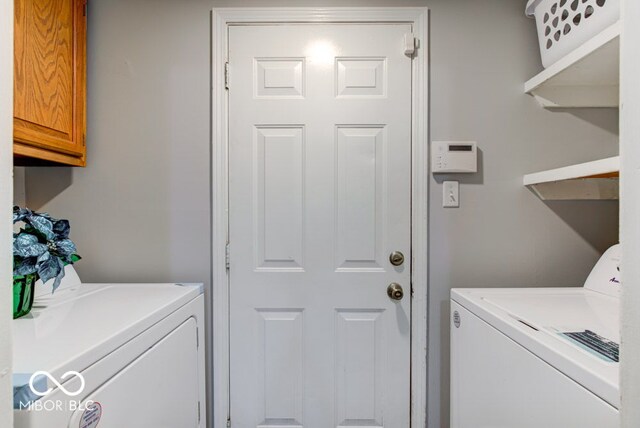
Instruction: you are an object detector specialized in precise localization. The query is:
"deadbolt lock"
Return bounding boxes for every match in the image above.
[389,251,405,266]
[387,283,404,301]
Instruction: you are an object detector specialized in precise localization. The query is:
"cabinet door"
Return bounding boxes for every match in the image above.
[14,0,87,166]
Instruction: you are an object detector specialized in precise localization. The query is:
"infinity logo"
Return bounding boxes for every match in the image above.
[29,371,86,397]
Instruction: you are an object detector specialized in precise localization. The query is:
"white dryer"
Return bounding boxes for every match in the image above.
[12,267,206,428]
[451,245,620,428]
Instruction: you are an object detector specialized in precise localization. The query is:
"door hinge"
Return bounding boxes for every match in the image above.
[225,242,230,270]
[196,326,199,349]
[224,62,229,90]
[227,417,231,428]
[197,401,201,424]
[404,32,417,57]
[83,1,87,17]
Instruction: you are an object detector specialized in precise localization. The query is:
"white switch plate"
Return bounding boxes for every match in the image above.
[443,181,459,208]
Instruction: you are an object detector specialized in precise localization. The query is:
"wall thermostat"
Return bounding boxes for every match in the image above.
[432,141,477,173]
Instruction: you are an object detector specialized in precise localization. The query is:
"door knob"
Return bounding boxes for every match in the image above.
[387,283,404,301]
[389,251,405,266]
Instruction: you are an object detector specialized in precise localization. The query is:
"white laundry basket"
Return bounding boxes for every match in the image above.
[526,0,619,67]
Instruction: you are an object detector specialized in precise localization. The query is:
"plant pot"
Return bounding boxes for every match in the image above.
[13,273,37,319]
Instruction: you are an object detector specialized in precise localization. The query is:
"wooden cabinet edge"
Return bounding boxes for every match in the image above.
[14,119,84,156]
[14,142,85,167]
[72,0,87,166]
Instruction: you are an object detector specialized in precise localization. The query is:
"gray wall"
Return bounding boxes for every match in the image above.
[22,1,619,427]
[25,0,213,286]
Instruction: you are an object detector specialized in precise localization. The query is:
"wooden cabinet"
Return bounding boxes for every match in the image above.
[14,0,87,166]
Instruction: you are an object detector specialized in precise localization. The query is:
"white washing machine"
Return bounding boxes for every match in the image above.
[451,245,620,428]
[12,267,206,428]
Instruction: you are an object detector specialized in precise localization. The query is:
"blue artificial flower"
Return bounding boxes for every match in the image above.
[13,206,81,292]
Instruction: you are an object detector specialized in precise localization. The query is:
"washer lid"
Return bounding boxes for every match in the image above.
[451,287,620,409]
[13,283,202,380]
[483,289,619,343]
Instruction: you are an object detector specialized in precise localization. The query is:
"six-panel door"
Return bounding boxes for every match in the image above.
[229,24,413,428]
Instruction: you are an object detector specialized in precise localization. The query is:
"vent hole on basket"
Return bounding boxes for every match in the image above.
[571,0,579,10]
[551,3,558,14]
[563,23,572,35]
[545,26,551,36]
[544,12,550,23]
[554,30,561,41]
[561,9,569,20]
[547,39,553,49]
[560,0,567,6]
[585,5,594,17]
[596,0,606,6]
[573,13,582,25]
[552,16,559,27]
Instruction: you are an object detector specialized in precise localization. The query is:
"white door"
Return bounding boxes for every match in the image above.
[229,23,412,428]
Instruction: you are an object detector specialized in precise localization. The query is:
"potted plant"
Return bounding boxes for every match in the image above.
[13,207,81,319]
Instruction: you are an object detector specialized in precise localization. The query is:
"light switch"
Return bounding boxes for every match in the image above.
[443,181,459,208]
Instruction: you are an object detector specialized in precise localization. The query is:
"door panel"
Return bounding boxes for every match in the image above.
[254,125,306,271]
[229,24,412,428]
[257,309,305,426]
[335,309,385,426]
[335,125,386,271]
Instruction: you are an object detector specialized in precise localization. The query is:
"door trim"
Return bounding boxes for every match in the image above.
[210,8,430,428]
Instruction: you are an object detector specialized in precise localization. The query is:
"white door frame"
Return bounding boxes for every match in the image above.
[211,8,429,428]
